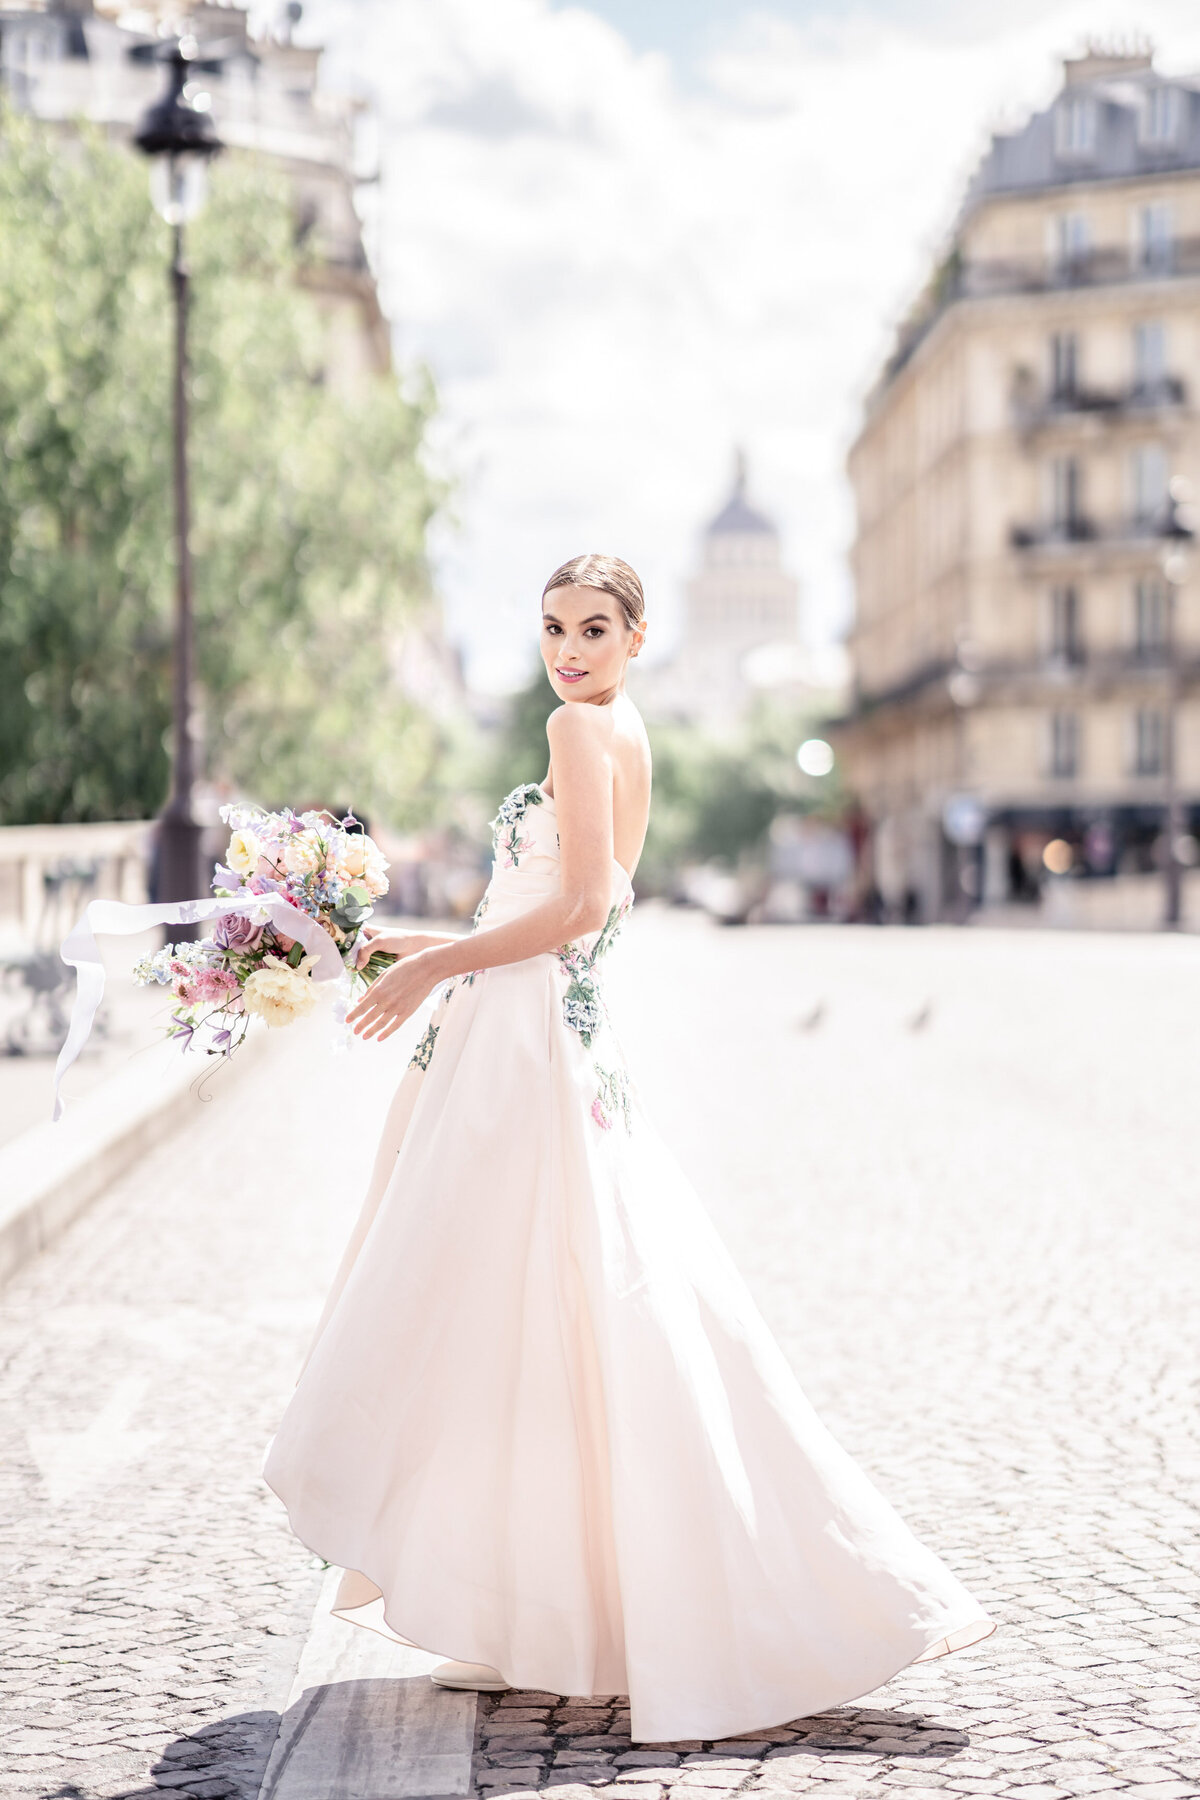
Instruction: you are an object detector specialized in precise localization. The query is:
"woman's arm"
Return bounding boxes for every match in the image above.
[424,704,615,975]
[346,705,615,1041]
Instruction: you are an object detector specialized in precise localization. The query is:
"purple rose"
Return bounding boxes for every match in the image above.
[213,911,264,952]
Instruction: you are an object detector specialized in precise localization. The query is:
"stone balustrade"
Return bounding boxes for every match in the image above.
[0,821,154,951]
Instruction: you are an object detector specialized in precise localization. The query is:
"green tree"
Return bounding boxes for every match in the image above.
[635,722,782,888]
[488,661,558,799]
[0,109,445,827]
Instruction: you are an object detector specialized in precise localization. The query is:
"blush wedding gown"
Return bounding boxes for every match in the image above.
[264,780,993,1743]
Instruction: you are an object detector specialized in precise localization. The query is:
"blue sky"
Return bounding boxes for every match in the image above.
[545,1,801,56]
[544,0,1052,58]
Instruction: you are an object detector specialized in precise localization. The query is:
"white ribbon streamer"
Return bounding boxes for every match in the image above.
[52,893,346,1122]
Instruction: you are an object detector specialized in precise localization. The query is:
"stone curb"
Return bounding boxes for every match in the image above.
[258,1566,476,1799]
[0,1029,270,1287]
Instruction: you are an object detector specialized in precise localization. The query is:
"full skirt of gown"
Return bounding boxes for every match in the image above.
[263,781,993,1743]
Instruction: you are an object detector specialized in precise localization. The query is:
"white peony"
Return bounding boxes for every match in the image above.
[241,953,319,1027]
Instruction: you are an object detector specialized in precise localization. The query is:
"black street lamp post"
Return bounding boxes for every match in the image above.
[1158,480,1195,929]
[134,38,222,913]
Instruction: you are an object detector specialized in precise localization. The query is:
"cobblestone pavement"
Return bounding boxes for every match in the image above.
[0,1012,412,1800]
[3,916,1200,1800]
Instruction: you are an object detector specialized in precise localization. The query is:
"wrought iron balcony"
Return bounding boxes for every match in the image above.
[1009,511,1185,551]
[1013,376,1188,433]
[842,645,1200,724]
[884,238,1200,385]
[969,241,1200,296]
[1010,517,1098,548]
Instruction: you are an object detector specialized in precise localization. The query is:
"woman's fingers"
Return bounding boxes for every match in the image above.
[357,1007,401,1040]
[347,993,382,1025]
[348,985,413,1038]
[346,958,430,1041]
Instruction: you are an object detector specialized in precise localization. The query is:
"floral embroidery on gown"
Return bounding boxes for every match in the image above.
[263,781,993,1743]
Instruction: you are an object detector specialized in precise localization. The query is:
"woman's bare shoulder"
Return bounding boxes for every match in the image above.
[546,703,616,748]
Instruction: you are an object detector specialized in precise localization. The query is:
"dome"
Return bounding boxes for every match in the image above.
[708,451,776,537]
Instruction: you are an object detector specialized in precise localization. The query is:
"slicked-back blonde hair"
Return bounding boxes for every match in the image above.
[542,554,645,629]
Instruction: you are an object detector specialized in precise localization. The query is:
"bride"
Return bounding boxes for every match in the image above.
[263,552,993,1744]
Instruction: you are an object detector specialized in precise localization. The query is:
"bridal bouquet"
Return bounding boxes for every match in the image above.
[132,804,396,1059]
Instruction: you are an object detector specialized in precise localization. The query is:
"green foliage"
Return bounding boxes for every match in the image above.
[488,660,558,796]
[637,728,777,883]
[637,698,841,887]
[0,109,444,826]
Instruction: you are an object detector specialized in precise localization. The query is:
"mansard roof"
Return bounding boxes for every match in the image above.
[963,51,1200,218]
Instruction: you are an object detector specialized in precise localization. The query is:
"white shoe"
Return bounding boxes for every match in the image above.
[430,1659,510,1692]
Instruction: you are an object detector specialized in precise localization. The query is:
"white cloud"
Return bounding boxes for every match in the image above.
[299,0,1200,692]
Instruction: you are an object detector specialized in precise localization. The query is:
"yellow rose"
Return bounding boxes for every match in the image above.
[227,829,260,876]
[241,953,319,1027]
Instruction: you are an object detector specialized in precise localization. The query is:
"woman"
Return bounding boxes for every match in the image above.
[263,553,993,1744]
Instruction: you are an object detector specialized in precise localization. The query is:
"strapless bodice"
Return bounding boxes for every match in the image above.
[477,781,633,944]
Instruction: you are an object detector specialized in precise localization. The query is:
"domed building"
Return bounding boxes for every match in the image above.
[635,453,804,732]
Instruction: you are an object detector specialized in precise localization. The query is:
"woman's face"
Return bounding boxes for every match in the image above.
[540,584,643,703]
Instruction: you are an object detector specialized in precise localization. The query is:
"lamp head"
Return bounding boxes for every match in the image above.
[134,37,223,158]
[135,37,223,224]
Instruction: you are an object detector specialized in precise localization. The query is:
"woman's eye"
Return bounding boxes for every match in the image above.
[544,623,561,635]
[585,627,605,639]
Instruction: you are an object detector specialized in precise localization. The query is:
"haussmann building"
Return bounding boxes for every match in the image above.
[840,44,1200,924]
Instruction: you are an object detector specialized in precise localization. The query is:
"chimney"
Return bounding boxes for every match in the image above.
[1063,38,1153,87]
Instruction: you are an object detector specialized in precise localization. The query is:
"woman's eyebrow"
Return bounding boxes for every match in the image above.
[541,610,613,626]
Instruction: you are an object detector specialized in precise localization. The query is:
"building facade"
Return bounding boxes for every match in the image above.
[841,45,1200,921]
[636,454,807,732]
[0,0,390,390]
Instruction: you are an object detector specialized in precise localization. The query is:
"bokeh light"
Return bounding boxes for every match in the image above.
[797,739,834,778]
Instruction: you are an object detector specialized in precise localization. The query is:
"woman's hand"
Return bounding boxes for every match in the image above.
[347,948,441,1042]
[354,926,451,971]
